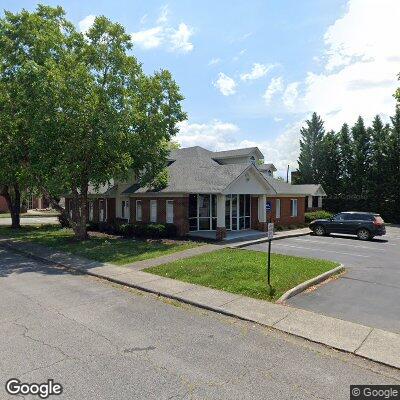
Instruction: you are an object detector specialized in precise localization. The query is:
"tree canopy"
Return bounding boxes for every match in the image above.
[0,5,186,238]
[295,77,400,222]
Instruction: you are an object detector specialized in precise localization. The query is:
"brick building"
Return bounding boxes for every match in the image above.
[66,146,326,240]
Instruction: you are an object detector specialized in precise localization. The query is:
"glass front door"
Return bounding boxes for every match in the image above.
[225,194,251,231]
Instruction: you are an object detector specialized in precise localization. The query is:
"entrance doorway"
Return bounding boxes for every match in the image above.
[225,194,251,231]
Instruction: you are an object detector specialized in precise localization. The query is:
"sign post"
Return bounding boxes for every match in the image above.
[267,221,274,287]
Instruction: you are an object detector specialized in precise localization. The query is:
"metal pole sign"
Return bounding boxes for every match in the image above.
[267,222,274,286]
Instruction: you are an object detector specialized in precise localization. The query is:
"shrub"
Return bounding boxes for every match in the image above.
[165,223,178,237]
[305,210,333,223]
[145,224,166,239]
[118,223,177,239]
[58,214,70,228]
[87,221,99,231]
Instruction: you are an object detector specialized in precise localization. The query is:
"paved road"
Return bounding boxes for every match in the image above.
[0,216,59,226]
[246,226,400,333]
[1,248,399,399]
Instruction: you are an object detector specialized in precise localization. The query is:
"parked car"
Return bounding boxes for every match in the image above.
[309,211,386,240]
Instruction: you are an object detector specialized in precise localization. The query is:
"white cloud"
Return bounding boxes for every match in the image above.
[176,120,240,150]
[240,63,274,81]
[176,119,301,175]
[157,5,170,24]
[131,7,194,53]
[263,77,284,104]
[131,27,164,49]
[282,82,300,109]
[232,49,247,61]
[169,23,193,53]
[78,15,96,33]
[213,73,236,96]
[208,58,221,66]
[297,0,400,129]
[140,14,148,25]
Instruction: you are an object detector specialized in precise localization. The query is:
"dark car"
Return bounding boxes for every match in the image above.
[309,211,386,240]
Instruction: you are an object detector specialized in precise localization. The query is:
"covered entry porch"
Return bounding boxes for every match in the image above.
[188,193,271,240]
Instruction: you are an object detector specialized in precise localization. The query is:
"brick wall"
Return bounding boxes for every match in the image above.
[251,196,305,230]
[251,196,259,229]
[0,196,8,213]
[129,196,189,236]
[66,197,116,224]
[266,196,305,225]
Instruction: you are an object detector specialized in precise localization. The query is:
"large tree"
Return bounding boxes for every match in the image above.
[338,123,353,196]
[368,115,390,210]
[351,116,371,198]
[386,106,400,220]
[297,112,325,183]
[320,130,341,198]
[0,6,186,240]
[0,7,65,227]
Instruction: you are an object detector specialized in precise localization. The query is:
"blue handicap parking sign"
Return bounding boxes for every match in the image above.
[265,201,272,212]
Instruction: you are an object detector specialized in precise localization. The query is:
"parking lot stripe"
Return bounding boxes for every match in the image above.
[292,238,386,251]
[272,243,370,257]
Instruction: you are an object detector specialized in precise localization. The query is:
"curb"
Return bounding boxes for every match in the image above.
[1,240,399,370]
[231,231,311,249]
[276,264,345,303]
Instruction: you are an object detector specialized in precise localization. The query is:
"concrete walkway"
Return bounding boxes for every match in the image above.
[1,237,399,370]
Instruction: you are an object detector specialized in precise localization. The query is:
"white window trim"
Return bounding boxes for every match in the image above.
[276,199,281,219]
[136,200,142,222]
[89,201,94,221]
[99,200,105,222]
[150,200,157,223]
[291,199,298,217]
[166,200,174,224]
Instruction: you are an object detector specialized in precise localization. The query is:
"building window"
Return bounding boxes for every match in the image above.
[136,200,142,222]
[312,196,319,208]
[89,201,94,221]
[99,200,105,222]
[276,199,281,219]
[166,200,174,223]
[290,199,298,217]
[27,195,34,210]
[150,200,157,223]
[121,200,129,219]
[189,194,217,231]
[69,199,73,218]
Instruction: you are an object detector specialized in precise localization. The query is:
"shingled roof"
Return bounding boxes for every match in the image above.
[126,146,256,194]
[122,146,324,197]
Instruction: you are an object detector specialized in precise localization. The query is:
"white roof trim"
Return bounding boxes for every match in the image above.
[222,164,277,195]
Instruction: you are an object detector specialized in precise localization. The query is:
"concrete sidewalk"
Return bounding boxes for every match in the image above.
[230,227,311,248]
[1,238,399,370]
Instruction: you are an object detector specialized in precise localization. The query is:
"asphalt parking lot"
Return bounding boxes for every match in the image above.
[246,226,400,334]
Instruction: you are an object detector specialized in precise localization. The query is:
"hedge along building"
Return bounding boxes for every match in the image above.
[65,146,326,240]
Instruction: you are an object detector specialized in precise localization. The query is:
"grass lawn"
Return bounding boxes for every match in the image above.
[0,225,201,265]
[146,248,339,301]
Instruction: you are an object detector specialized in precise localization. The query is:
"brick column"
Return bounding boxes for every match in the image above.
[216,227,227,241]
[258,222,268,231]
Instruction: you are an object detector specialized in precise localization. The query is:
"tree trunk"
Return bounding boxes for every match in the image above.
[1,185,21,229]
[42,187,89,241]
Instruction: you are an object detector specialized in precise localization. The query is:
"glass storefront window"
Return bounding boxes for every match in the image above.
[199,194,210,218]
[199,218,210,230]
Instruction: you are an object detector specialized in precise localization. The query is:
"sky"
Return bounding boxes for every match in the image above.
[3,0,400,176]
